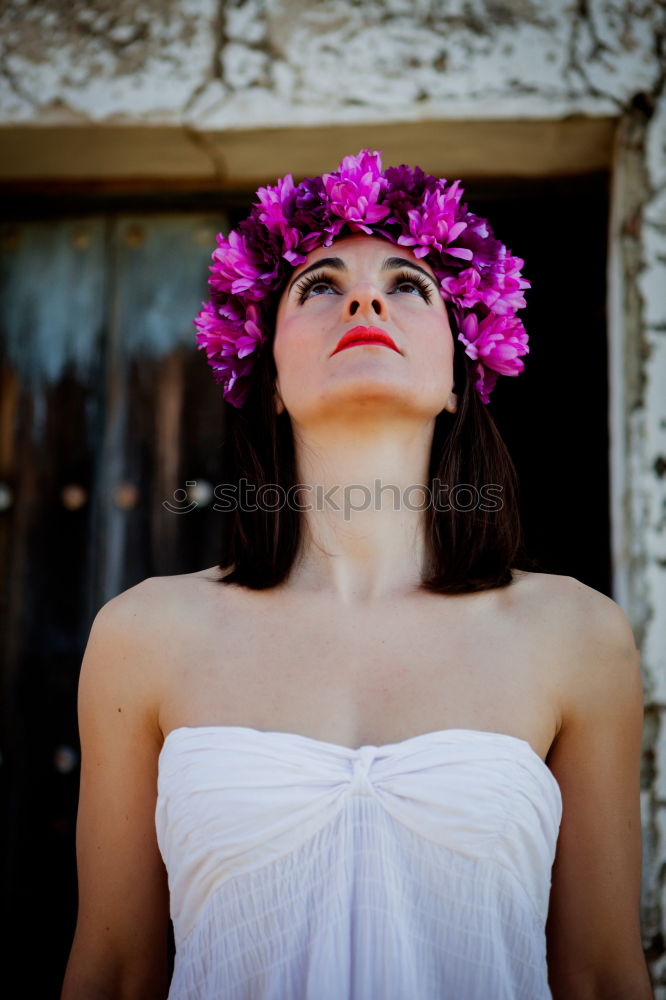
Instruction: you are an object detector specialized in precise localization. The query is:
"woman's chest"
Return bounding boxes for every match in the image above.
[156,581,563,761]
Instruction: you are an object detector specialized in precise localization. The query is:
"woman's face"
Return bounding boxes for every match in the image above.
[273,233,457,425]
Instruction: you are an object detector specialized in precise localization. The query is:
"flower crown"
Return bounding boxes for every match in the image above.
[194,149,530,408]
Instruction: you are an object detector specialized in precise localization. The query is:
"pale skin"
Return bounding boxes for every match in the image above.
[62,235,652,999]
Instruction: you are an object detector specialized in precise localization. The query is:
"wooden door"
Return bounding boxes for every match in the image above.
[0,210,227,997]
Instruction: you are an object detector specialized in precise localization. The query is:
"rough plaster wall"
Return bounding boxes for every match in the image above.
[641,91,666,994]
[1,0,666,987]
[0,0,217,122]
[603,89,666,991]
[0,0,663,124]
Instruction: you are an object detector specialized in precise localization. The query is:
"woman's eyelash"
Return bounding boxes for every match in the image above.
[295,270,331,303]
[391,270,434,302]
[294,269,434,303]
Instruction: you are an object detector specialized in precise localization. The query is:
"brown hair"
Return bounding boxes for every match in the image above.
[215,300,541,594]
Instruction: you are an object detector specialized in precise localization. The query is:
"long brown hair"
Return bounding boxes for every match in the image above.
[215,300,541,594]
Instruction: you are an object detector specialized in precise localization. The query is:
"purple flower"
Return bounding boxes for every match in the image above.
[194,148,531,407]
[322,149,391,237]
[453,211,504,271]
[193,299,266,408]
[235,304,264,358]
[393,181,472,261]
[438,267,483,309]
[287,176,332,253]
[381,166,434,236]
[479,251,531,315]
[193,300,230,359]
[458,312,529,377]
[471,363,500,405]
[444,212,530,315]
[211,353,255,408]
[254,174,304,263]
[209,230,278,301]
[384,164,437,199]
[237,213,296,282]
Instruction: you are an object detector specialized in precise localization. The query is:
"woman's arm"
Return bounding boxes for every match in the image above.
[545,583,652,999]
[61,582,170,1000]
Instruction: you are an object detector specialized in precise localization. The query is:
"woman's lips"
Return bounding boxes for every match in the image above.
[331,325,400,356]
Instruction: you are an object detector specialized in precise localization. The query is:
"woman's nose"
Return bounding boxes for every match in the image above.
[342,282,389,321]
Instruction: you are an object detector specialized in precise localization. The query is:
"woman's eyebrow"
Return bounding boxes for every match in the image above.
[287,254,437,296]
[380,256,437,284]
[288,257,346,295]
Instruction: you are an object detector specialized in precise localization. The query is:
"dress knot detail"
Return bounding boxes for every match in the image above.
[349,745,377,797]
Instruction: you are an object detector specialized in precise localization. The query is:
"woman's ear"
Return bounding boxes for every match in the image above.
[445,389,458,414]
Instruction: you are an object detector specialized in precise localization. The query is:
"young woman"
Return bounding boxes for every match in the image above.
[62,151,651,999]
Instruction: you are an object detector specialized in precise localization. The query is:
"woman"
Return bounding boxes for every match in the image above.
[62,150,651,999]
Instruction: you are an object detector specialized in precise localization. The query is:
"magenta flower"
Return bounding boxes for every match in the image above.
[209,231,277,301]
[193,301,228,359]
[255,174,304,264]
[441,210,530,315]
[479,251,531,315]
[194,300,266,407]
[235,304,264,358]
[210,353,255,408]
[394,181,471,261]
[458,312,529,377]
[237,214,298,283]
[471,363,500,406]
[194,148,531,406]
[453,211,503,269]
[287,176,332,253]
[438,267,483,309]
[323,149,391,237]
[384,164,436,201]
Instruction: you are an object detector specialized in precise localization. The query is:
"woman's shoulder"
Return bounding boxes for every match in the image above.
[511,570,642,719]
[509,569,636,639]
[103,563,234,611]
[89,565,237,670]
[87,565,239,705]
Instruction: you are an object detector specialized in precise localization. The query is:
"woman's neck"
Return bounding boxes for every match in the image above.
[286,419,434,604]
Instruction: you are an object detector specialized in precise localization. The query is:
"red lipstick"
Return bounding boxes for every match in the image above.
[331,325,400,356]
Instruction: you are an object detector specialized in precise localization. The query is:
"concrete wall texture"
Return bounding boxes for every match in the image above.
[0,1,663,125]
[1,0,666,990]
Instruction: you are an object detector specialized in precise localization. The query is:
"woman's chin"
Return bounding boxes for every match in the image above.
[286,376,446,424]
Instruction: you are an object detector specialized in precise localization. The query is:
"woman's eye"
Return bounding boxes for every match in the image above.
[306,281,335,297]
[296,270,432,303]
[296,276,336,302]
[393,277,432,301]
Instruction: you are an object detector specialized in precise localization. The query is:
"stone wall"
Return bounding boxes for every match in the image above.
[0,1,663,126]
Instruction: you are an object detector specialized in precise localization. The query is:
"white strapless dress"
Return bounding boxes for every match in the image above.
[155,725,562,999]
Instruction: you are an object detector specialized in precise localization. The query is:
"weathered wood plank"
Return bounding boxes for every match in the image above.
[0,216,108,998]
[96,213,227,601]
